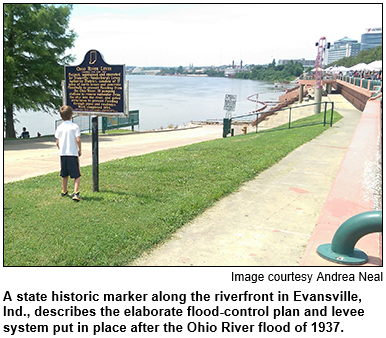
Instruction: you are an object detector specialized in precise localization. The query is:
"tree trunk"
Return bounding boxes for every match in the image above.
[5,105,16,138]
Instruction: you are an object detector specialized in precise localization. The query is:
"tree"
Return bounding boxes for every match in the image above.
[267,59,276,69]
[235,61,304,82]
[4,4,77,138]
[177,66,184,74]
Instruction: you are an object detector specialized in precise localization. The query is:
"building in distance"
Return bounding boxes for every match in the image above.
[326,36,361,65]
[361,27,382,51]
[224,60,245,77]
[326,27,382,65]
[277,59,315,69]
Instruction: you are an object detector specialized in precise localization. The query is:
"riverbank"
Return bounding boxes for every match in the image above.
[11,76,284,137]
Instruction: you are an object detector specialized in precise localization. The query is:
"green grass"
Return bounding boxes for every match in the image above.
[83,128,136,136]
[4,111,342,266]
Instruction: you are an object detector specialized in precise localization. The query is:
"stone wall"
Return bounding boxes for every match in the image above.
[252,86,301,126]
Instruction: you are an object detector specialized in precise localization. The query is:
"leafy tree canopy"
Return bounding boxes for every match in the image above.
[235,60,304,82]
[326,44,382,68]
[4,4,77,138]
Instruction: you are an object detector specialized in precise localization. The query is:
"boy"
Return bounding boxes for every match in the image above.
[55,105,82,201]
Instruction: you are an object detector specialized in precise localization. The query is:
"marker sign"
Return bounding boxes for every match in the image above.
[64,50,126,115]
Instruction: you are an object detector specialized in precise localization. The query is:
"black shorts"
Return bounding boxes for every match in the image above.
[60,156,81,179]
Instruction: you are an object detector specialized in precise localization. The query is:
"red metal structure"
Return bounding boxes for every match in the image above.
[314,37,329,89]
[247,90,286,114]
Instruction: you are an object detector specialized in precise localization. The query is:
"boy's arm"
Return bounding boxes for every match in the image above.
[76,136,82,157]
[56,138,60,149]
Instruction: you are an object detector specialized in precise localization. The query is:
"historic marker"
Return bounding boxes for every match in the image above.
[64,50,126,115]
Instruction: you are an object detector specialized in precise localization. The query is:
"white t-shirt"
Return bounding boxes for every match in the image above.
[55,121,81,156]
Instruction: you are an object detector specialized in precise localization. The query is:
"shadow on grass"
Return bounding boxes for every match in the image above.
[98,189,128,196]
[256,121,331,134]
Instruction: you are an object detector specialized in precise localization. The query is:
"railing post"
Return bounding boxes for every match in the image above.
[101,117,106,134]
[323,102,327,126]
[330,102,334,127]
[288,108,292,129]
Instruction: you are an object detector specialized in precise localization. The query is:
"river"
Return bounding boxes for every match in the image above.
[13,76,284,137]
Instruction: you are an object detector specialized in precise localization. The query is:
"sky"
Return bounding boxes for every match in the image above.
[66,3,382,68]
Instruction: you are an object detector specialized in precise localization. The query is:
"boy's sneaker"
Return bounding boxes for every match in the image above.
[72,192,82,201]
[61,190,68,197]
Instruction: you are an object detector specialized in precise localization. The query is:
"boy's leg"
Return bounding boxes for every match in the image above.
[72,176,81,201]
[74,177,80,193]
[62,176,69,194]
[60,156,69,196]
[64,156,81,201]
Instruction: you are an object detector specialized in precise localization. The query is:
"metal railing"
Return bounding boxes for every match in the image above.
[337,75,381,92]
[55,110,139,133]
[102,110,139,133]
[302,74,381,93]
[223,101,335,137]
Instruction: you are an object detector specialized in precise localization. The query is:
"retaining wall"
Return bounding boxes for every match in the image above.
[333,80,373,111]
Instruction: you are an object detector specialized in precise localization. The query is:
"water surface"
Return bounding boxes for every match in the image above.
[14,76,282,137]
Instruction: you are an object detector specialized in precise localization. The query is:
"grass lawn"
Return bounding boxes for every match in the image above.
[4,111,342,266]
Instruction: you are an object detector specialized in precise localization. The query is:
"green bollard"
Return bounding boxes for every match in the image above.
[317,211,382,265]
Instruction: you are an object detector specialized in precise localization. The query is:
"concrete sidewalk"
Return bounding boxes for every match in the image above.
[132,94,380,266]
[4,125,224,183]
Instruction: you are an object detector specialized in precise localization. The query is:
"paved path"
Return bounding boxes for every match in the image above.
[132,94,373,266]
[4,125,224,183]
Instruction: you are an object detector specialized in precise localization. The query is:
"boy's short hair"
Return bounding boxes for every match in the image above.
[60,105,73,121]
